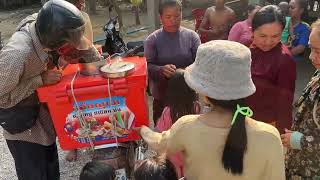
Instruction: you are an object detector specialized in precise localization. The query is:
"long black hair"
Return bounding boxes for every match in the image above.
[208,98,248,175]
[252,5,286,32]
[166,69,198,123]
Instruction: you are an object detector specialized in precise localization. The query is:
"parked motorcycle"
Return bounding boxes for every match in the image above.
[98,16,144,58]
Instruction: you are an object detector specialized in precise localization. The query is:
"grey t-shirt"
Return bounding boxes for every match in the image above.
[144,27,200,100]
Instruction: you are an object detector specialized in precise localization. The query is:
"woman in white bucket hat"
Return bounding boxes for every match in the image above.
[137,40,285,180]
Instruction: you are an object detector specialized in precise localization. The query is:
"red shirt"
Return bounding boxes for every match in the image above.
[246,43,296,133]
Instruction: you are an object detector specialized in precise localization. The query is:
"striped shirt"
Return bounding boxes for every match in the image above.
[0,21,56,145]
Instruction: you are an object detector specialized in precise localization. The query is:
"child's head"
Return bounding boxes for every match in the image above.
[134,156,178,180]
[166,69,197,122]
[278,1,289,16]
[79,161,115,180]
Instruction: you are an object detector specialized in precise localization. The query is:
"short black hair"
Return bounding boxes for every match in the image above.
[134,156,178,180]
[252,5,285,32]
[159,0,182,15]
[80,161,115,180]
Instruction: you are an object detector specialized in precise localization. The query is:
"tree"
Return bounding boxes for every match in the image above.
[130,0,142,25]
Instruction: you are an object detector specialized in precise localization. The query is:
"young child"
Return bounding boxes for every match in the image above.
[134,155,178,180]
[156,69,200,177]
[79,161,115,180]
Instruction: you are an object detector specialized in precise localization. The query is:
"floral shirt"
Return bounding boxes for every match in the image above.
[286,70,320,179]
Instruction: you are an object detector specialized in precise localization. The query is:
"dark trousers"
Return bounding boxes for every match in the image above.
[153,99,165,125]
[6,140,60,180]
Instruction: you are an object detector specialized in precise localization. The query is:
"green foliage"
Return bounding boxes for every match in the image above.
[130,0,142,6]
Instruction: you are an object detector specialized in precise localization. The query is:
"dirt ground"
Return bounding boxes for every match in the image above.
[0,3,195,180]
[0,3,195,44]
[0,2,316,180]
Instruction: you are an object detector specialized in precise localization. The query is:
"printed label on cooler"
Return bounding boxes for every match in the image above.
[64,96,135,143]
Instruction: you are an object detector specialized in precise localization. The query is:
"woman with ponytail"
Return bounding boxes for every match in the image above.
[137,40,285,180]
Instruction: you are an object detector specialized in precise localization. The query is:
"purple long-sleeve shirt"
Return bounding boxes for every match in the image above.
[144,27,200,100]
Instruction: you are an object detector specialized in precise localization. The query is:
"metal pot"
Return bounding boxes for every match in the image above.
[100,61,135,78]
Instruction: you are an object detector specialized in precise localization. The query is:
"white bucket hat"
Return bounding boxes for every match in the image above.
[184,40,256,100]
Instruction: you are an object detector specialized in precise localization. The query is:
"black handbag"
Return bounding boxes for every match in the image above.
[0,93,40,134]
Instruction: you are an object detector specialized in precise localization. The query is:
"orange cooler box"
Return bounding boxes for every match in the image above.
[37,57,148,150]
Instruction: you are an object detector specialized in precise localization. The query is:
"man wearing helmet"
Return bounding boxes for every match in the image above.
[17,0,97,163]
[0,0,99,179]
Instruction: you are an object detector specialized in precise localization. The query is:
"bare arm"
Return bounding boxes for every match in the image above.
[229,10,237,27]
[289,24,310,56]
[290,45,306,56]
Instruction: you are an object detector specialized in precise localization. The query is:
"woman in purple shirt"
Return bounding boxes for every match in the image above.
[144,0,201,122]
[228,4,261,47]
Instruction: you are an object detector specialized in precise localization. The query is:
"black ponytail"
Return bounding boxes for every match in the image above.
[208,98,248,175]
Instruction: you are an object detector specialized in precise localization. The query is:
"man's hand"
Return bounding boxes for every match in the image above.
[41,69,62,85]
[161,64,176,78]
[281,129,293,148]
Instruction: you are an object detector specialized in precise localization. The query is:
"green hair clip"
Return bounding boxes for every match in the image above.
[231,104,253,126]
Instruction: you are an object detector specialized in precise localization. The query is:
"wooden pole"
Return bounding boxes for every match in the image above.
[134,5,141,25]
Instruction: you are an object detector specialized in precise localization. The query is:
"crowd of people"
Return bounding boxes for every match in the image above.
[143,0,320,180]
[1,0,320,179]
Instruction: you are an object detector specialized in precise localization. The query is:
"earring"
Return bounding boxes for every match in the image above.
[201,96,213,113]
[202,104,213,113]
